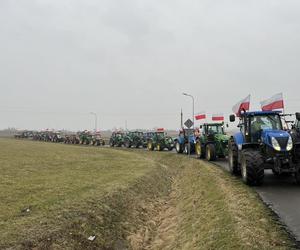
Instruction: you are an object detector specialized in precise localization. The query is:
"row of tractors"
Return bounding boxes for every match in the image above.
[15,130,105,146]
[108,111,300,187]
[109,122,229,162]
[14,111,300,186]
[109,130,175,151]
[173,122,229,161]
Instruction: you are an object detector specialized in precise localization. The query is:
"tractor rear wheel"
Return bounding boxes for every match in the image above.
[228,139,240,175]
[206,144,216,161]
[175,141,183,153]
[241,149,264,186]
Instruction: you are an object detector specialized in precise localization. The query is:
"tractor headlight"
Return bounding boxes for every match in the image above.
[287,136,293,151]
[271,137,281,151]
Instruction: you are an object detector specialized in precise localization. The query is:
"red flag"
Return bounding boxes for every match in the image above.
[232,95,250,116]
[260,93,284,111]
[212,114,224,121]
[157,128,164,132]
[195,112,206,120]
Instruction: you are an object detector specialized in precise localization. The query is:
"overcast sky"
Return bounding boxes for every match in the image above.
[0,0,299,131]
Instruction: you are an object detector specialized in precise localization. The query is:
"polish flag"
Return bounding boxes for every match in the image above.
[260,93,284,111]
[232,95,251,116]
[212,114,224,121]
[195,112,206,120]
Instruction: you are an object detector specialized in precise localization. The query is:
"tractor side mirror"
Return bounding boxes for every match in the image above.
[226,123,229,128]
[200,125,203,129]
[296,112,300,121]
[229,114,235,122]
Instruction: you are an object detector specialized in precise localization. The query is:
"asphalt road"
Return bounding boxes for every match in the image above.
[213,158,300,243]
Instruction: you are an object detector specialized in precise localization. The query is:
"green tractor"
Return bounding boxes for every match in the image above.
[91,132,105,146]
[124,131,144,148]
[109,131,125,147]
[195,123,229,161]
[147,130,174,151]
[79,131,92,145]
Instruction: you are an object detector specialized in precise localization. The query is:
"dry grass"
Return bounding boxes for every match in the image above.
[0,138,295,249]
[142,154,295,250]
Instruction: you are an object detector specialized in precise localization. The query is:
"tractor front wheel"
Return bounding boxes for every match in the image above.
[206,144,216,161]
[147,141,154,151]
[125,141,131,148]
[241,149,264,186]
[195,141,204,159]
[156,143,162,151]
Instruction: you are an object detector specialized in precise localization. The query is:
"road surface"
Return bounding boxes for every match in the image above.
[213,159,300,243]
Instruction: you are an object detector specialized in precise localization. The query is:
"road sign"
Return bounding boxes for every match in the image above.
[184,119,194,129]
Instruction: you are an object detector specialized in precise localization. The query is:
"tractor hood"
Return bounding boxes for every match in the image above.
[261,129,292,152]
[214,133,229,142]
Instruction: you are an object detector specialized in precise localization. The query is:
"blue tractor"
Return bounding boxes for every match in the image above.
[174,128,197,154]
[229,111,300,185]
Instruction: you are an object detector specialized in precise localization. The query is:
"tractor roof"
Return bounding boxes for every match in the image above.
[243,111,281,116]
[202,123,224,126]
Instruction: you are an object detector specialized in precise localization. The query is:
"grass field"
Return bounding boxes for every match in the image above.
[0,138,295,249]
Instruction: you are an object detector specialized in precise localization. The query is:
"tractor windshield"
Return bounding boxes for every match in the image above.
[205,125,224,135]
[250,114,282,142]
[156,132,165,138]
[250,114,282,132]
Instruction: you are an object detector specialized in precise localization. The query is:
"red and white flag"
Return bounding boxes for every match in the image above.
[260,93,284,111]
[232,95,251,116]
[195,112,206,120]
[212,113,224,121]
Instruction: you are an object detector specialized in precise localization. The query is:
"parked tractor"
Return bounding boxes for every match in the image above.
[123,131,144,148]
[15,130,34,139]
[91,132,105,146]
[147,131,174,151]
[143,132,155,148]
[52,132,64,143]
[174,128,197,154]
[195,123,229,161]
[109,132,125,147]
[64,134,80,144]
[79,131,92,145]
[228,111,300,186]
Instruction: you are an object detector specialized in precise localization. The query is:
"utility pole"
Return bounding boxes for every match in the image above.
[90,112,97,132]
[181,108,183,128]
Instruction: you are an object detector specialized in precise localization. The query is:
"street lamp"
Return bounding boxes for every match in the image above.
[182,92,195,129]
[90,112,98,132]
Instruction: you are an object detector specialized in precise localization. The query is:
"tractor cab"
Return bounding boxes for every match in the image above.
[201,123,226,136]
[230,111,289,146]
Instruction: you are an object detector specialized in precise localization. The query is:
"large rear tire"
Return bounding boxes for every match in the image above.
[228,139,240,175]
[241,149,264,186]
[206,144,216,161]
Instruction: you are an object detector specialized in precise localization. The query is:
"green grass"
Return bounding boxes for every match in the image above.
[0,139,171,249]
[0,138,295,249]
